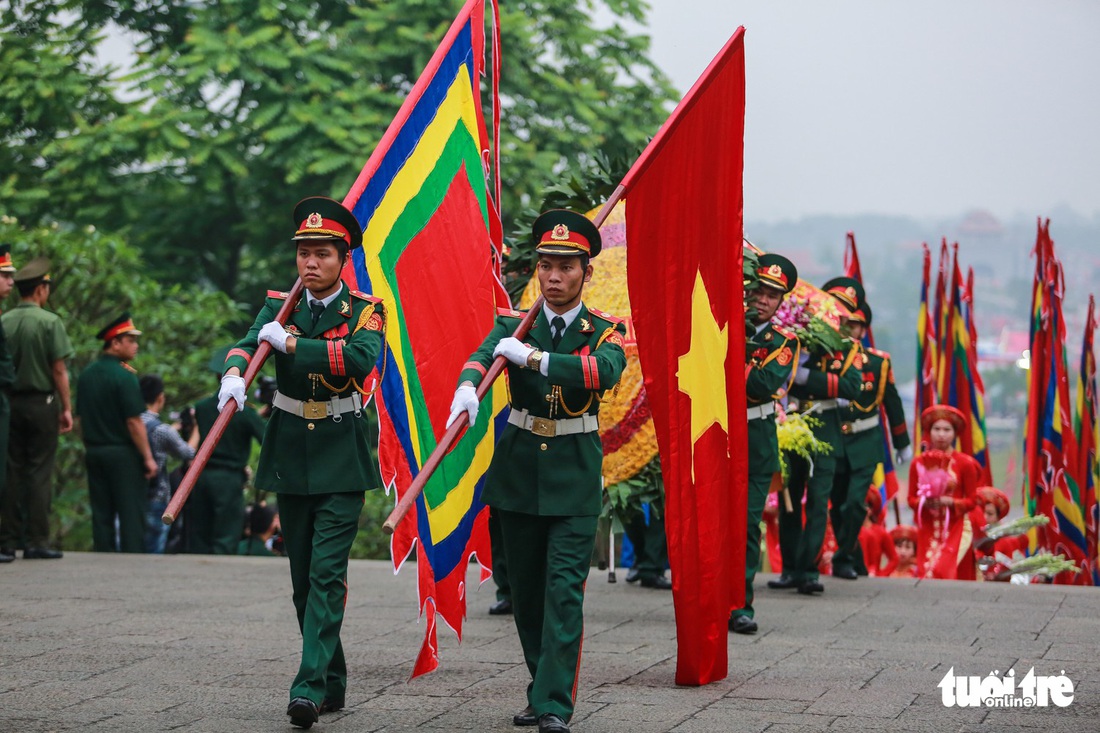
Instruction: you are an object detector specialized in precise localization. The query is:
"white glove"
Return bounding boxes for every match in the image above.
[493,337,535,367]
[218,375,246,413]
[793,366,810,385]
[895,445,914,465]
[836,398,850,408]
[447,385,479,428]
[258,321,291,353]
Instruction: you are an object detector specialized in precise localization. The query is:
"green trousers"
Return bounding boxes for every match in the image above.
[498,510,597,721]
[732,471,771,619]
[829,459,877,572]
[778,453,833,583]
[188,467,246,555]
[488,507,511,602]
[278,491,363,705]
[621,503,667,581]
[0,393,11,545]
[85,444,147,553]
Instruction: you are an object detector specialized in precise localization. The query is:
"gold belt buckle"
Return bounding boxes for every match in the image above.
[302,400,328,420]
[530,417,556,437]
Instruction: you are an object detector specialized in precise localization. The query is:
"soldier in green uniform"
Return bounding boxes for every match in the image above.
[827,297,912,579]
[448,210,626,733]
[768,278,863,595]
[0,245,17,564]
[730,253,799,634]
[219,196,384,730]
[190,346,266,554]
[0,256,74,560]
[75,313,158,552]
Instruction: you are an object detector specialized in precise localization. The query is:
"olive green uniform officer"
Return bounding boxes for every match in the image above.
[75,313,158,552]
[449,210,626,733]
[827,297,912,577]
[219,196,384,730]
[0,245,17,564]
[770,279,864,595]
[191,347,266,554]
[730,253,800,634]
[0,256,74,560]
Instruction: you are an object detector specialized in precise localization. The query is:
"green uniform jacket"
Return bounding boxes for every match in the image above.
[223,282,384,495]
[788,342,863,452]
[76,355,145,447]
[835,346,912,468]
[746,322,799,475]
[195,394,266,471]
[0,319,13,392]
[459,305,627,517]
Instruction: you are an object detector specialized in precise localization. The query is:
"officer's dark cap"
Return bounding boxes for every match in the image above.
[532,210,602,259]
[755,253,798,294]
[292,196,362,250]
[821,276,865,311]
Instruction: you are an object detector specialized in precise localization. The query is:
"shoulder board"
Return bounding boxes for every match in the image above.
[868,347,891,360]
[348,290,382,304]
[772,325,797,340]
[587,307,624,325]
[266,290,289,300]
[121,361,137,374]
[496,307,524,318]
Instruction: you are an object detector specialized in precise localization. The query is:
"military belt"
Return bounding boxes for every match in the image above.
[507,408,599,437]
[802,399,839,415]
[839,415,880,436]
[746,402,776,421]
[272,390,362,422]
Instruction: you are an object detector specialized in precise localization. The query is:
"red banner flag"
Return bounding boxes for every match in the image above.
[623,27,747,686]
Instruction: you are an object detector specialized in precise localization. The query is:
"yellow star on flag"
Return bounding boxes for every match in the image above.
[676,269,729,479]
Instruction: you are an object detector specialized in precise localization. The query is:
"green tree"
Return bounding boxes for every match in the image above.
[2,0,676,307]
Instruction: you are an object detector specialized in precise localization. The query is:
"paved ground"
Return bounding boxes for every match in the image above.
[2,553,1096,732]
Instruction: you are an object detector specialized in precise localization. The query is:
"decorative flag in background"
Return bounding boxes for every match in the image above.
[340,0,512,677]
[961,265,991,485]
[914,243,937,451]
[1073,295,1099,585]
[623,26,747,686]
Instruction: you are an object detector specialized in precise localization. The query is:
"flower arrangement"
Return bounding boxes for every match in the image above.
[1003,552,1080,578]
[771,280,849,355]
[984,514,1050,541]
[913,451,955,526]
[777,413,831,484]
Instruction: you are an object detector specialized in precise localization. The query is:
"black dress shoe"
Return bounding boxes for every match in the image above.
[797,580,824,595]
[767,574,798,589]
[537,713,571,733]
[639,575,672,590]
[625,567,640,583]
[513,705,538,726]
[729,615,758,634]
[287,697,319,729]
[489,599,513,615]
[23,547,63,560]
[0,550,13,563]
[319,697,345,714]
[831,566,858,580]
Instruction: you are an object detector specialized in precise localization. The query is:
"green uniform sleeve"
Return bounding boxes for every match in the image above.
[292,302,384,379]
[120,372,145,418]
[49,318,75,361]
[881,356,911,450]
[746,335,799,402]
[458,316,515,387]
[545,321,627,391]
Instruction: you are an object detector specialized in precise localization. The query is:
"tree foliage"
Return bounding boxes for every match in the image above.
[2,0,676,308]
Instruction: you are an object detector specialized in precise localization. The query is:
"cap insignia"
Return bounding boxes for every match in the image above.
[551,224,570,241]
[306,212,324,229]
[767,264,783,277]
[845,286,857,300]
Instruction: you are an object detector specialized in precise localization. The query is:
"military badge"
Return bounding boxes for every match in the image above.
[286,324,304,336]
[580,317,593,333]
[606,331,625,348]
[767,264,783,277]
[306,212,323,228]
[339,300,351,316]
[830,360,842,371]
[776,346,793,366]
[551,223,570,241]
[366,311,383,332]
[763,332,773,341]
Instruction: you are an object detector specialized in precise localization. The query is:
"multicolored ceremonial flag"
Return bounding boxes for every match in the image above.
[339,0,511,677]
[914,243,938,451]
[621,26,747,686]
[843,232,899,505]
[962,266,990,478]
[1072,295,1098,585]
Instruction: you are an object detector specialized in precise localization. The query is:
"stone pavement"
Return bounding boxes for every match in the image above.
[1,553,1096,732]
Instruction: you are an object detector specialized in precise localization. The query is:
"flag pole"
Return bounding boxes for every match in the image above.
[382,186,626,534]
[163,278,305,524]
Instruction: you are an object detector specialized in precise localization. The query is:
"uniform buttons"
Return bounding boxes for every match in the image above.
[308,423,315,431]
[540,443,547,451]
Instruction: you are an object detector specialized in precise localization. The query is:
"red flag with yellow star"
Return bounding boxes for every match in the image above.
[622,26,746,686]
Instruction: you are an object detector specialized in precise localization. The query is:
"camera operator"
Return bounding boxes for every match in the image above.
[139,375,199,554]
[239,501,283,556]
[188,347,267,554]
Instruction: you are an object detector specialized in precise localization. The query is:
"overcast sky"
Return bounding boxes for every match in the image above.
[642,1,1100,222]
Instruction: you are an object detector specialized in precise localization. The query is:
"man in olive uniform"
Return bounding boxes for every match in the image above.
[219,196,384,730]
[190,346,266,554]
[0,245,17,563]
[0,257,74,560]
[75,313,158,552]
[448,210,626,733]
[769,279,863,595]
[826,296,912,579]
[730,253,799,634]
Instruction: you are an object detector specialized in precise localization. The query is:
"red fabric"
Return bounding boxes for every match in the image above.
[859,523,899,577]
[623,27,746,686]
[908,450,981,579]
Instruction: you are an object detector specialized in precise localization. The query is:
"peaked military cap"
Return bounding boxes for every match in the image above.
[821,276,865,311]
[756,253,798,294]
[532,209,602,258]
[292,196,363,250]
[96,312,142,342]
[0,244,16,273]
[13,256,51,285]
[847,300,872,326]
